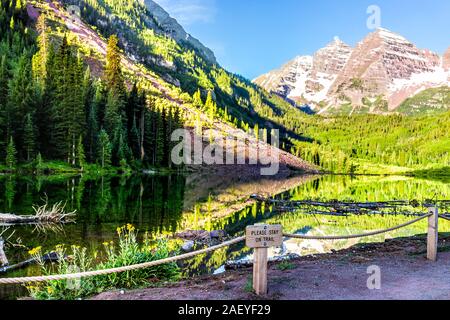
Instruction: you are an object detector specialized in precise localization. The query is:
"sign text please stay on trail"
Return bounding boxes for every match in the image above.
[246,224,283,248]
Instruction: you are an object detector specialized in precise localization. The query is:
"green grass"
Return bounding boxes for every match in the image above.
[0,160,185,177]
[352,160,414,175]
[244,276,254,293]
[277,261,296,271]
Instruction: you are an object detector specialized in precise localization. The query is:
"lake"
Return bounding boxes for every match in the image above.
[1,173,449,299]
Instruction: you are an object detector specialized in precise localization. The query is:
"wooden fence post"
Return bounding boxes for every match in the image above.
[427,206,438,261]
[253,247,268,295]
[246,224,283,296]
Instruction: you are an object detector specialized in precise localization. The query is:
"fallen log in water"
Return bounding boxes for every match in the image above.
[0,252,61,274]
[1,214,48,225]
[0,201,76,226]
[251,195,410,208]
[0,213,75,226]
[250,195,436,216]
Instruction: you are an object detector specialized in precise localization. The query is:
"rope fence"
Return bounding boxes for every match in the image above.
[0,236,245,285]
[0,208,443,286]
[283,213,432,240]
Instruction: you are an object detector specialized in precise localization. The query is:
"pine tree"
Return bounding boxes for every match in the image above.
[113,124,129,166]
[155,107,165,167]
[162,105,172,168]
[193,89,203,108]
[5,136,17,169]
[51,35,70,159]
[129,116,140,160]
[143,106,156,165]
[104,35,127,165]
[7,52,35,155]
[105,35,125,98]
[35,152,44,173]
[0,55,7,102]
[52,38,86,163]
[171,107,183,169]
[86,104,99,163]
[204,91,217,120]
[97,129,111,168]
[76,135,85,169]
[138,90,146,161]
[32,13,49,86]
[0,55,8,156]
[37,43,56,158]
[82,66,93,116]
[126,82,139,133]
[66,56,86,165]
[92,81,106,128]
[104,90,122,142]
[23,113,35,161]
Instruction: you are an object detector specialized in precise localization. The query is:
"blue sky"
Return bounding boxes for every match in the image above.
[154,0,450,79]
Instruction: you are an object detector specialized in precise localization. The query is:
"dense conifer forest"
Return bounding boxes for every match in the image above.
[0,0,183,172]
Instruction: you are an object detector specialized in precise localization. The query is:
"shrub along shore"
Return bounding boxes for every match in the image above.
[26,225,181,300]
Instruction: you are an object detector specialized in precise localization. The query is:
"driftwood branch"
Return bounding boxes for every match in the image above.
[0,237,8,267]
[0,252,61,274]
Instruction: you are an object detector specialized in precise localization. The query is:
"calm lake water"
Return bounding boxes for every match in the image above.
[0,173,449,299]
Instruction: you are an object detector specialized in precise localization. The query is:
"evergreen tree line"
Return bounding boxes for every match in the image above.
[0,6,183,170]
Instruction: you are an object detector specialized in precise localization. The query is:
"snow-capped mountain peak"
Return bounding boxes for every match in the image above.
[253,29,449,115]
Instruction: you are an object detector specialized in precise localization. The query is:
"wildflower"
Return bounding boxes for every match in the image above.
[47,287,54,295]
[126,224,135,232]
[103,242,109,247]
[116,227,122,235]
[28,246,42,256]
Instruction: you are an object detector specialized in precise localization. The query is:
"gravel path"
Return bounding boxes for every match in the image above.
[93,235,450,300]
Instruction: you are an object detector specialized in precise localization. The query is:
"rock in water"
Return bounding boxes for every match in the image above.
[181,241,195,253]
[175,230,210,241]
[210,230,226,239]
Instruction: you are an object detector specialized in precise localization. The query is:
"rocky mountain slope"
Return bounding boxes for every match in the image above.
[59,0,314,145]
[444,47,450,71]
[28,0,315,174]
[143,0,216,64]
[254,28,450,115]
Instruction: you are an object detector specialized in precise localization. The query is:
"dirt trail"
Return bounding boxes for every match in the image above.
[93,235,450,300]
